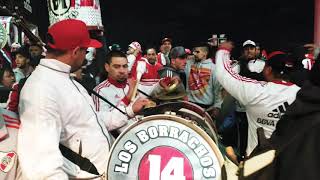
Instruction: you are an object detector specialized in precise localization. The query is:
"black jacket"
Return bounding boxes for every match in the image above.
[271,80,320,180]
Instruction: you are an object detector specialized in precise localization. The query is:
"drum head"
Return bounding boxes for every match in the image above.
[107,115,224,180]
[141,101,218,143]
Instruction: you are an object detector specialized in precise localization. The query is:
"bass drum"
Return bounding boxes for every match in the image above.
[107,114,224,180]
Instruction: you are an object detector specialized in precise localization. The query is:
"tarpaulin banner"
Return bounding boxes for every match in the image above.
[47,0,103,30]
[0,17,19,47]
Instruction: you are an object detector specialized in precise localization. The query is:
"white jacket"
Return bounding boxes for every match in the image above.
[18,59,131,179]
[0,109,21,180]
[215,49,300,155]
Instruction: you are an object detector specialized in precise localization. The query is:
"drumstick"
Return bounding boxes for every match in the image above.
[131,61,145,102]
[225,146,239,165]
[131,71,142,102]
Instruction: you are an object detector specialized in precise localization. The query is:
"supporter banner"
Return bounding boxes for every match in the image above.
[0,17,19,47]
[47,0,103,29]
[0,23,8,49]
[107,115,224,180]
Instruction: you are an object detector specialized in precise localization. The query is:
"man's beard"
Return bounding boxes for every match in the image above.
[148,59,156,65]
[117,76,127,82]
[194,57,202,62]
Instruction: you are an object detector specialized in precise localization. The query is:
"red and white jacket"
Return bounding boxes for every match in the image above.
[6,83,19,113]
[0,109,20,180]
[92,77,131,113]
[215,49,300,155]
[157,52,168,66]
[131,59,162,96]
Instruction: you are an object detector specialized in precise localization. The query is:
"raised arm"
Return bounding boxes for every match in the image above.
[215,42,265,106]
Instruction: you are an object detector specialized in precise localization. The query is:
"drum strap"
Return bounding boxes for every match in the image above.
[59,144,99,175]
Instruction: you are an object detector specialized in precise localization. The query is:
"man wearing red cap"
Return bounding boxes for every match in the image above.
[17,19,148,179]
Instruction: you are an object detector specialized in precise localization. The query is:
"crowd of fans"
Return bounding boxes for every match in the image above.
[0,18,319,179]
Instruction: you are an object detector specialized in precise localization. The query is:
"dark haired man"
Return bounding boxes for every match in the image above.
[185,43,223,114]
[13,46,33,82]
[157,37,172,66]
[28,43,44,67]
[151,46,188,100]
[93,50,148,120]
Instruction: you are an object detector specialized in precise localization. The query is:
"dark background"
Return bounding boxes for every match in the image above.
[3,0,316,52]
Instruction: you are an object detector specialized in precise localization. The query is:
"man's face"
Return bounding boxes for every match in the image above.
[15,54,28,69]
[173,57,187,70]
[243,46,256,60]
[1,70,15,88]
[193,47,207,61]
[161,41,172,54]
[29,46,43,58]
[146,49,157,65]
[127,47,135,55]
[105,57,128,82]
[70,47,87,73]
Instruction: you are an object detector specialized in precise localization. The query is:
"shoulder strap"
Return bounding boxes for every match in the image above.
[59,143,99,175]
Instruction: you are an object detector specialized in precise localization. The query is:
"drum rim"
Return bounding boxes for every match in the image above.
[106,114,225,179]
[141,100,219,143]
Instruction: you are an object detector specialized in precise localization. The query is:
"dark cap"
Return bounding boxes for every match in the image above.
[109,44,121,51]
[47,19,102,50]
[169,46,187,59]
[161,37,172,44]
[266,51,290,74]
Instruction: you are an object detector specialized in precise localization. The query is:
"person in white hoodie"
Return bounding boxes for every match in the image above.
[17,19,149,180]
[215,41,300,156]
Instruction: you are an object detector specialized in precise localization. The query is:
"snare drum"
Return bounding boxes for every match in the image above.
[107,114,224,180]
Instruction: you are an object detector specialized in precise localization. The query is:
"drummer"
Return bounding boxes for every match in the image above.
[92,50,149,132]
[17,19,149,179]
[152,46,187,99]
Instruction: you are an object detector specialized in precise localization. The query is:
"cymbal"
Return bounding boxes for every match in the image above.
[152,88,186,101]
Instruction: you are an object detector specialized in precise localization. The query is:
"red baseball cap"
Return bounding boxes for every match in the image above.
[47,19,102,50]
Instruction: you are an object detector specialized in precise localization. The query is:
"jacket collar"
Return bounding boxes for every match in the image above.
[272,80,294,86]
[39,59,71,75]
[108,77,127,88]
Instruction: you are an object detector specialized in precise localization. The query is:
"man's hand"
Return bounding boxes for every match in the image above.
[127,78,137,100]
[127,78,136,90]
[219,41,234,52]
[159,76,181,93]
[132,98,150,113]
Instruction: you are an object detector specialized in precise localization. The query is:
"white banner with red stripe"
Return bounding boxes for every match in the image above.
[47,0,103,30]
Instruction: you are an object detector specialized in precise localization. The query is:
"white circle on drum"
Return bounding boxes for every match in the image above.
[107,115,224,180]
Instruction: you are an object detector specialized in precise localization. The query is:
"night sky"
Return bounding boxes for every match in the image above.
[29,0,314,52]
